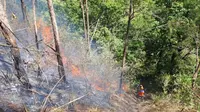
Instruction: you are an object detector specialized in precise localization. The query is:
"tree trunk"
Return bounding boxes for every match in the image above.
[0,2,31,88]
[119,0,133,92]
[80,0,90,55]
[20,0,26,20]
[192,62,200,89]
[85,0,90,54]
[192,34,199,89]
[170,52,176,75]
[32,0,42,76]
[47,0,66,82]
[80,0,87,40]
[32,0,39,49]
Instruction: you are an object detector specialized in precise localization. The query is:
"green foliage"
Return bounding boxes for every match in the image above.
[172,74,193,105]
[159,74,172,94]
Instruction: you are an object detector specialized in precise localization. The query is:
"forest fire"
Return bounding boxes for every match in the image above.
[37,18,126,95]
[91,78,108,91]
[122,83,129,92]
[1,0,199,111]
[71,65,81,76]
[42,26,53,44]
[93,85,104,91]
[37,19,53,44]
[62,56,82,77]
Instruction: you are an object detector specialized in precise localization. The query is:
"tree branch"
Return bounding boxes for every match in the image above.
[50,93,90,112]
[44,43,56,52]
[0,43,11,47]
[41,75,64,110]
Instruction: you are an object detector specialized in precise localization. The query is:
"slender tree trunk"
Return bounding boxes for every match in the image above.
[192,62,200,89]
[32,0,42,76]
[32,0,39,49]
[195,37,199,70]
[47,0,66,82]
[80,0,87,40]
[80,0,90,55]
[0,2,31,88]
[192,34,199,89]
[85,0,90,54]
[119,0,133,92]
[196,45,199,69]
[20,0,26,20]
[20,0,29,24]
[170,52,176,75]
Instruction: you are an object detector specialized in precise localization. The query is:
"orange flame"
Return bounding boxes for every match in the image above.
[91,78,112,91]
[122,83,129,92]
[42,26,53,44]
[36,18,53,44]
[71,65,81,76]
[92,84,104,91]
[92,79,105,91]
[36,18,43,29]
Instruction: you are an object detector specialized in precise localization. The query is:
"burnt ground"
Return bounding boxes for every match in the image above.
[0,92,140,112]
[109,93,139,112]
[1,92,197,112]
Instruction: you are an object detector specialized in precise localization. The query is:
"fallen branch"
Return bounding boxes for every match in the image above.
[90,17,100,44]
[50,93,89,112]
[14,27,29,32]
[0,70,10,84]
[44,43,56,52]
[28,89,48,97]
[26,39,43,48]
[41,76,64,110]
[0,43,11,47]
[28,89,55,107]
[193,91,200,100]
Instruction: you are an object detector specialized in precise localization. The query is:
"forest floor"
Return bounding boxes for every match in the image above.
[109,92,197,112]
[0,92,198,112]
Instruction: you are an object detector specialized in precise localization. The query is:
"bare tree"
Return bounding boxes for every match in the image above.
[192,33,199,89]
[32,0,42,76]
[47,0,66,82]
[0,2,31,88]
[80,0,90,55]
[192,61,200,89]
[80,0,87,41]
[32,0,39,49]
[119,0,134,92]
[85,0,90,54]
[20,0,26,20]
